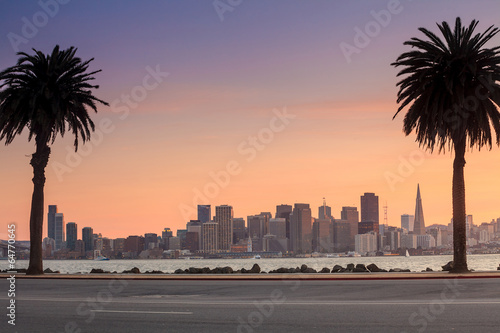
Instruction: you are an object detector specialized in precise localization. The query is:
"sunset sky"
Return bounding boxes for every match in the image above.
[1,0,500,241]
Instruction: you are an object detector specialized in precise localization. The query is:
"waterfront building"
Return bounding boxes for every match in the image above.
[355,231,377,254]
[332,219,350,252]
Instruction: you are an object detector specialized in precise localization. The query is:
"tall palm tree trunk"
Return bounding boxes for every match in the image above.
[26,142,50,275]
[451,138,469,273]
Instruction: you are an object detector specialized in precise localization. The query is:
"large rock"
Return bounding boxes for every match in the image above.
[353,264,368,272]
[123,267,141,274]
[276,267,290,273]
[300,264,308,273]
[90,268,106,274]
[189,267,202,274]
[346,263,355,272]
[331,265,344,273]
[303,267,317,273]
[319,267,331,273]
[249,264,261,274]
[366,263,381,272]
[174,268,184,274]
[221,266,234,274]
[442,261,454,271]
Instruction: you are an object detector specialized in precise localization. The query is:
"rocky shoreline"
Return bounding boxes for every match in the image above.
[4,261,490,275]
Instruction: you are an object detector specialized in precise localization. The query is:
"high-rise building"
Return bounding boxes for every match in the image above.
[290,203,312,253]
[144,233,158,249]
[332,219,351,252]
[187,220,203,249]
[275,204,292,239]
[47,205,57,241]
[341,206,359,249]
[54,213,65,250]
[413,184,426,235]
[202,222,218,253]
[124,235,145,254]
[312,218,331,252]
[269,218,287,239]
[66,222,77,251]
[82,227,94,253]
[355,231,378,254]
[215,205,233,251]
[466,215,473,239]
[232,218,246,244]
[197,205,211,224]
[401,214,415,233]
[358,221,379,234]
[318,199,332,220]
[247,215,266,239]
[360,192,379,223]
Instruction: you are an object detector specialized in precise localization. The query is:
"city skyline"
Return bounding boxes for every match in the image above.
[1,1,500,240]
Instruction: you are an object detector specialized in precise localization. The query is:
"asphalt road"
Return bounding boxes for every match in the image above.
[1,277,499,332]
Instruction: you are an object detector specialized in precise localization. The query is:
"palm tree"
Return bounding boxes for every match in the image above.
[0,46,108,275]
[392,18,500,273]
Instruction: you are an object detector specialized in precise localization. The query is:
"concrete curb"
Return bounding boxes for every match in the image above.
[2,271,500,281]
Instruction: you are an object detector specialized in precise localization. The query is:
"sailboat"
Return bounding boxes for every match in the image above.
[405,250,410,257]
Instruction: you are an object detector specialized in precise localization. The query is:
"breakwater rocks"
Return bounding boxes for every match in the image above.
[84,263,415,274]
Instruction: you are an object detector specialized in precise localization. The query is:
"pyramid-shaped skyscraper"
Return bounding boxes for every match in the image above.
[413,184,426,235]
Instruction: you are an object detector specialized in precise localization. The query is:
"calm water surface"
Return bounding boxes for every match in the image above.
[5,254,500,274]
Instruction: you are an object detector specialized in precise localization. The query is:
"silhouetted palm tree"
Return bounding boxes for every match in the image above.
[0,46,108,275]
[392,18,500,273]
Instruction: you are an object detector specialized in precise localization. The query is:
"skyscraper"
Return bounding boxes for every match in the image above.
[341,206,359,249]
[202,222,218,253]
[66,222,77,251]
[275,204,292,239]
[413,184,426,235]
[318,199,332,220]
[360,193,379,223]
[215,205,233,251]
[47,205,57,241]
[82,227,94,253]
[401,214,415,233]
[197,205,211,224]
[290,203,312,253]
[232,218,246,244]
[54,213,65,250]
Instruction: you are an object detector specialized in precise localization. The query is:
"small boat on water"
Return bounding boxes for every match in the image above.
[254,255,261,259]
[93,250,110,261]
[405,250,410,257]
